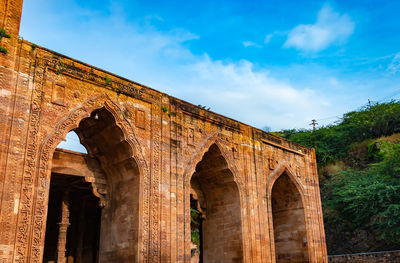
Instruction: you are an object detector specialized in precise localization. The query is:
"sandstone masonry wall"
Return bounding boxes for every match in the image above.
[0,0,329,262]
[328,251,400,263]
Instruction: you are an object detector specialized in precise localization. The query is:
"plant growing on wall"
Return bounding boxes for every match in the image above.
[105,75,111,85]
[0,28,11,54]
[56,61,65,75]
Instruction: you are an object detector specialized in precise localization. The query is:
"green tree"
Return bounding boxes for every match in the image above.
[324,142,400,246]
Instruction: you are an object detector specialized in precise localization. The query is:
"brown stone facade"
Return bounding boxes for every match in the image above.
[0,0,328,262]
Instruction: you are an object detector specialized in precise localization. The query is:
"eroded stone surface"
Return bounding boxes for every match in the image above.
[0,1,328,262]
[329,251,400,263]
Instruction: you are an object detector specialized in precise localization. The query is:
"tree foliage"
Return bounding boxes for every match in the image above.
[190,207,201,249]
[273,100,400,253]
[276,100,400,167]
[324,142,400,247]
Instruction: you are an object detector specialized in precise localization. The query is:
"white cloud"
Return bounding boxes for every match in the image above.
[142,55,332,130]
[243,33,274,48]
[264,34,274,43]
[20,0,337,130]
[284,4,354,52]
[243,41,261,48]
[388,53,400,74]
[328,77,340,87]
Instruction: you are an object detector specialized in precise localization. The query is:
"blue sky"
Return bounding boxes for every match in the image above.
[20,0,400,131]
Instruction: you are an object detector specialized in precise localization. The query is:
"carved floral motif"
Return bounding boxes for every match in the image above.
[22,94,150,262]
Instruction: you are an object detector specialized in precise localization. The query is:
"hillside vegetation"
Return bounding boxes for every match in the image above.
[274,101,400,254]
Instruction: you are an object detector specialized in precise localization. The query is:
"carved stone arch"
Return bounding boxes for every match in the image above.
[31,93,150,262]
[183,133,245,195]
[266,162,310,263]
[183,133,246,262]
[266,162,306,202]
[40,94,149,174]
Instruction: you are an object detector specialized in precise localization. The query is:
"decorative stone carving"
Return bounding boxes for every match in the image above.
[51,83,66,106]
[188,128,195,146]
[233,143,239,159]
[29,94,150,262]
[136,109,145,129]
[296,166,301,178]
[268,151,278,170]
[1,3,328,262]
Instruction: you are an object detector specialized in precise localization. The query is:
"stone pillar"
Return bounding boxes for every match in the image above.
[0,1,31,262]
[76,199,86,263]
[0,0,23,67]
[56,191,70,263]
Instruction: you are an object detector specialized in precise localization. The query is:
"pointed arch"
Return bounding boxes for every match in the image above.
[30,93,150,262]
[266,163,306,202]
[267,162,310,263]
[39,94,148,174]
[183,133,245,195]
[183,134,246,262]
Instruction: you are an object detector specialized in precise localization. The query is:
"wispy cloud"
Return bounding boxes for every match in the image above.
[388,53,400,74]
[264,34,274,44]
[243,40,261,48]
[243,33,274,48]
[284,4,354,52]
[176,56,332,129]
[20,0,347,130]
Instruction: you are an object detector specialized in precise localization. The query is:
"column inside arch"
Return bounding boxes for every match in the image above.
[271,173,309,263]
[43,107,141,263]
[43,173,102,263]
[190,144,243,263]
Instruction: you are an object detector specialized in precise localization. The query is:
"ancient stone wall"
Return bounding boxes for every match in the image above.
[0,0,328,262]
[328,251,400,263]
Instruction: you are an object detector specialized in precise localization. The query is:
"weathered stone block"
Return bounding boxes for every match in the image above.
[0,1,328,262]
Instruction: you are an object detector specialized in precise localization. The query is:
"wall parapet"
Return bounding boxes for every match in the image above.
[328,250,400,263]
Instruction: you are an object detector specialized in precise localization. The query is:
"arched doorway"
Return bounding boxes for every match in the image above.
[189,144,243,263]
[271,172,309,263]
[43,107,141,262]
